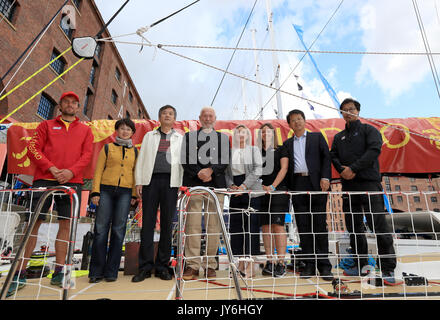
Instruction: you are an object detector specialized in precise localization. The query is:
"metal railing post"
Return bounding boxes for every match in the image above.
[1,186,79,300]
[175,187,242,300]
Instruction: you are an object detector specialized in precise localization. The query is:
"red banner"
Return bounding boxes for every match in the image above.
[7,117,440,179]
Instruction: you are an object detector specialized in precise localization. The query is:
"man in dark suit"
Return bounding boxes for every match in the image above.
[281,109,333,281]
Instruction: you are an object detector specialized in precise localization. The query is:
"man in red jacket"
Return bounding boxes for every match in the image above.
[7,91,93,297]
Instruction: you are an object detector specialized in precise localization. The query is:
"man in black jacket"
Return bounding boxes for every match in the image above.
[180,107,230,280]
[282,109,333,281]
[330,98,396,284]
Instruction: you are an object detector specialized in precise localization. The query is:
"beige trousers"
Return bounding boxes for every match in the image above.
[184,192,225,271]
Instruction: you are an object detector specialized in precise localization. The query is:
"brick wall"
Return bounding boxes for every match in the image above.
[0,0,149,123]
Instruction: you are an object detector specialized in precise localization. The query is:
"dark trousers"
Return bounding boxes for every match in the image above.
[89,185,131,279]
[229,175,261,256]
[291,176,332,272]
[138,173,178,273]
[30,180,82,220]
[342,180,396,273]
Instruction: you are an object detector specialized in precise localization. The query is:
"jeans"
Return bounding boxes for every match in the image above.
[89,185,132,279]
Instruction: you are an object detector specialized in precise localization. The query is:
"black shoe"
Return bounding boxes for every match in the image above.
[89,277,103,283]
[131,270,151,283]
[319,269,334,282]
[155,269,172,281]
[300,265,316,279]
[262,262,274,276]
[274,263,286,278]
[104,277,117,282]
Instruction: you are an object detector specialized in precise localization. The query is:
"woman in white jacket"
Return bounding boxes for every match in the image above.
[131,105,183,282]
[226,124,263,277]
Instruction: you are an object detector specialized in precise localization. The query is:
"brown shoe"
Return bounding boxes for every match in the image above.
[205,268,216,278]
[183,267,199,280]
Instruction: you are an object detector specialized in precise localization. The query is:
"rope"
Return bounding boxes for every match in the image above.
[148,43,440,144]
[98,39,440,56]
[256,0,345,120]
[412,0,440,100]
[210,0,259,106]
[0,57,84,124]
[0,47,72,102]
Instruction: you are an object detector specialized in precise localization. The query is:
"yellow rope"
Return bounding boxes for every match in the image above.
[0,47,72,102]
[0,56,84,124]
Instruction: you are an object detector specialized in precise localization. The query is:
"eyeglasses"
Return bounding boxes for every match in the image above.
[341,107,358,113]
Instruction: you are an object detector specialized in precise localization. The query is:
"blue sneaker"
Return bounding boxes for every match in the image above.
[382,271,396,285]
[343,267,370,277]
[50,272,64,287]
[6,275,27,297]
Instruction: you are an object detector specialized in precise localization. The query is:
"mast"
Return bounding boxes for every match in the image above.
[250,29,264,120]
[265,0,283,119]
[241,79,248,119]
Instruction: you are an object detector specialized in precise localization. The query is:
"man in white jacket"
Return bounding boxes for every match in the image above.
[132,105,183,282]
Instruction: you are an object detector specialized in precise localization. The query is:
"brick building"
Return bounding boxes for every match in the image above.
[326,176,440,232]
[0,0,150,123]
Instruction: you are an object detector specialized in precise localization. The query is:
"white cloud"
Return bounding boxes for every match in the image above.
[95,0,356,121]
[356,0,440,101]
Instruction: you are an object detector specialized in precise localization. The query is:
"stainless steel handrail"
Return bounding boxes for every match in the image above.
[175,187,242,300]
[0,186,79,300]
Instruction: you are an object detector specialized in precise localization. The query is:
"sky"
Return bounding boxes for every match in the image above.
[94,0,440,121]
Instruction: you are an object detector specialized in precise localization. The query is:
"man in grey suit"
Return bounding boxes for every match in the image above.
[281,109,333,281]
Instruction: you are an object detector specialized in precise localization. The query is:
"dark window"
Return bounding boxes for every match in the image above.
[384,176,390,183]
[89,61,98,86]
[432,197,438,203]
[107,115,113,120]
[60,14,74,39]
[395,185,401,191]
[0,0,17,22]
[83,89,93,116]
[416,208,423,211]
[414,196,421,203]
[115,67,121,82]
[128,91,133,103]
[434,208,440,212]
[37,94,55,120]
[111,90,118,105]
[388,195,393,205]
[385,184,391,192]
[72,0,81,10]
[428,186,435,191]
[411,185,418,191]
[138,109,142,118]
[94,43,102,59]
[410,177,416,182]
[126,111,130,118]
[50,49,66,75]
[397,196,403,202]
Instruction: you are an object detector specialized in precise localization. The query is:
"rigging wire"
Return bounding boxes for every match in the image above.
[0,7,59,99]
[1,0,69,83]
[254,0,345,119]
[412,0,440,101]
[210,0,259,107]
[98,38,440,56]
[149,43,440,144]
